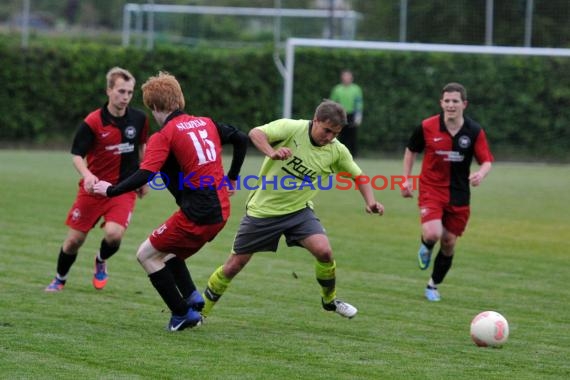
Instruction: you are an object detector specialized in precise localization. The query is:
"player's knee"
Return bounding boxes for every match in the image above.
[103,222,125,244]
[440,237,457,254]
[423,231,441,243]
[136,249,145,265]
[104,232,123,246]
[63,237,85,253]
[136,240,153,263]
[313,248,333,262]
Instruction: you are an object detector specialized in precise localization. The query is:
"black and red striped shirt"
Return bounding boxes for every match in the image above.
[70,104,149,185]
[407,113,494,206]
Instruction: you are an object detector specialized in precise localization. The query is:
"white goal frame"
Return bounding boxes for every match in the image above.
[122,4,361,49]
[283,38,570,118]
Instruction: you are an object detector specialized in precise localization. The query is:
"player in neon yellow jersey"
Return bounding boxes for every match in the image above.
[202,100,384,319]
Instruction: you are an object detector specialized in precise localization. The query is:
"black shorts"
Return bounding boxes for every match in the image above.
[232,207,326,254]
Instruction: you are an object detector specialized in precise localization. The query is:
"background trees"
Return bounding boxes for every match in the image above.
[1,0,568,48]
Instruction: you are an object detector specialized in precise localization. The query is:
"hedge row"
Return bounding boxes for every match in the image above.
[0,42,280,142]
[1,41,569,161]
[294,48,570,161]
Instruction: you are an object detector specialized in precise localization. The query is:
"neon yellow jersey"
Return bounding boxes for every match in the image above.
[245,119,362,218]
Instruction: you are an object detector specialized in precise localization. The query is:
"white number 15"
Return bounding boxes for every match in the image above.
[188,130,216,165]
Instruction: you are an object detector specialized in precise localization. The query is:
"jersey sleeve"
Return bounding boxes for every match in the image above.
[406,124,425,153]
[106,169,153,197]
[258,119,303,143]
[214,121,249,180]
[330,85,340,102]
[474,129,494,164]
[332,143,362,177]
[70,122,95,157]
[139,131,171,172]
[354,85,363,113]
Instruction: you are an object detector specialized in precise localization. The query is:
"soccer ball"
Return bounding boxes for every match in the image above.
[470,311,509,347]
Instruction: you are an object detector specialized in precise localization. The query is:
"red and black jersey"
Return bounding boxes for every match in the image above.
[106,110,248,225]
[70,104,149,185]
[407,113,494,206]
[140,111,235,224]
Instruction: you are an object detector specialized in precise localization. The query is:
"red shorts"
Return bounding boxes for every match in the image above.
[418,196,470,237]
[66,187,137,233]
[149,209,227,260]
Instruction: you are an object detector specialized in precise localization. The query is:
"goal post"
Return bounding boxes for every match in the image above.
[283,38,570,118]
[122,3,361,49]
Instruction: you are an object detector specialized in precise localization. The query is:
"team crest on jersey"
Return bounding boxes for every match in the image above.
[458,135,471,148]
[124,126,137,139]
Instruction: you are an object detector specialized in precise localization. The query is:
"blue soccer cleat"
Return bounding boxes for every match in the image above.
[417,244,433,270]
[92,258,108,290]
[167,308,203,331]
[424,287,441,302]
[186,290,205,312]
[45,277,65,292]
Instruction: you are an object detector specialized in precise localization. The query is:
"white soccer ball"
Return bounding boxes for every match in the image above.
[470,311,509,347]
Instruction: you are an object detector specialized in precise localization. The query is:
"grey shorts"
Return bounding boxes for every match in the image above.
[232,207,326,254]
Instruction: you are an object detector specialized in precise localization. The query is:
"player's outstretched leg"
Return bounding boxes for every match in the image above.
[202,265,232,317]
[315,260,357,318]
[322,299,358,318]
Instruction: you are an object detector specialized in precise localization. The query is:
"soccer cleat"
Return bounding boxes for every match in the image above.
[167,308,203,331]
[92,258,108,290]
[417,244,433,270]
[322,299,358,319]
[186,290,205,312]
[425,287,441,302]
[45,277,65,292]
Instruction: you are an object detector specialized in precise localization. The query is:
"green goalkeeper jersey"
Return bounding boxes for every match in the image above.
[245,119,362,218]
[330,83,363,114]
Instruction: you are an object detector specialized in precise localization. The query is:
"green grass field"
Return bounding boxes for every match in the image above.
[0,150,569,379]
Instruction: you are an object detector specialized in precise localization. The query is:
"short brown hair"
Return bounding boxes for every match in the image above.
[106,67,135,89]
[314,99,347,128]
[141,71,185,112]
[442,82,467,101]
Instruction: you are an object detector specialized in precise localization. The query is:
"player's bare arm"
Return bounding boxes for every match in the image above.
[401,148,417,198]
[249,127,292,160]
[72,154,98,193]
[357,179,384,215]
[469,161,492,187]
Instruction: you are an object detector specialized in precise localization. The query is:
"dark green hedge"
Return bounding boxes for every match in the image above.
[1,41,569,161]
[0,41,280,142]
[293,48,570,161]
